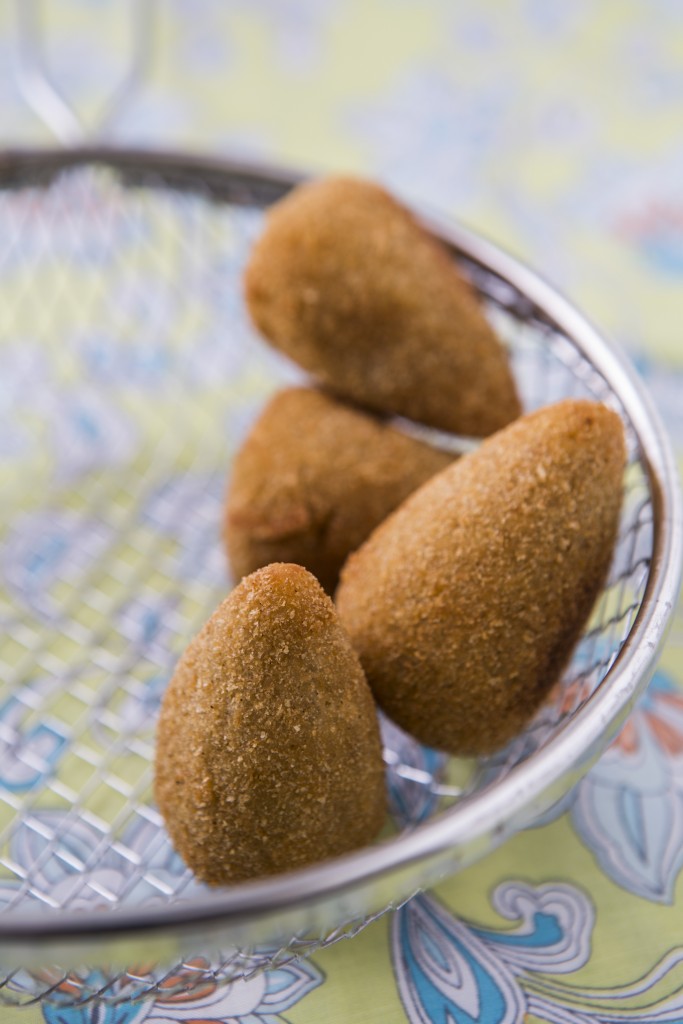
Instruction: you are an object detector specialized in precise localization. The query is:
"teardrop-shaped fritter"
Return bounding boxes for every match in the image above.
[225,387,454,593]
[245,176,521,437]
[336,400,626,755]
[155,563,386,885]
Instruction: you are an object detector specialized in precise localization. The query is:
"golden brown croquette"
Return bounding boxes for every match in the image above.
[224,387,455,593]
[336,399,626,755]
[245,177,521,437]
[154,563,386,885]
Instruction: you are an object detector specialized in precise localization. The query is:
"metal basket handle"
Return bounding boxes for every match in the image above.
[15,0,156,144]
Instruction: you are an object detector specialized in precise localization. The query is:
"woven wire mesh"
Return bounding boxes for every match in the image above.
[0,162,655,1006]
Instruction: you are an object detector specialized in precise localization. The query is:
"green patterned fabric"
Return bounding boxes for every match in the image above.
[1,2,683,1021]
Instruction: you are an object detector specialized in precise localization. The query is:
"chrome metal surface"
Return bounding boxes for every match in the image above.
[0,147,679,1007]
[15,1,156,143]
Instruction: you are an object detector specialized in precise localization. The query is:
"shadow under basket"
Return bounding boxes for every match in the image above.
[0,147,679,1009]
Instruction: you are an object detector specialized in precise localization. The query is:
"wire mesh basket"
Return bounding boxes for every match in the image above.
[0,147,679,1009]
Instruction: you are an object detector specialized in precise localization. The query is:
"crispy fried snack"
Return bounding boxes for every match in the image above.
[225,387,454,593]
[336,400,626,755]
[154,563,386,885]
[245,177,521,437]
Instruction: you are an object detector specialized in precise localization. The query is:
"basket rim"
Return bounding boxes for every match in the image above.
[0,144,680,949]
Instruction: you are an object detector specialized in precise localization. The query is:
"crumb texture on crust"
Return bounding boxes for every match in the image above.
[154,563,386,885]
[336,399,626,756]
[244,176,521,437]
[224,387,453,593]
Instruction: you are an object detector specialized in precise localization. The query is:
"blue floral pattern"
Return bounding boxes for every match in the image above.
[537,670,683,903]
[2,2,683,1021]
[0,811,322,1023]
[39,960,322,1024]
[393,882,683,1023]
[0,811,206,916]
[0,681,67,791]
[381,715,448,830]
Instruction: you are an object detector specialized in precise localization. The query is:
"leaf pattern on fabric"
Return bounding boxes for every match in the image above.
[539,672,683,903]
[0,681,67,790]
[474,882,592,974]
[38,958,323,1024]
[0,810,205,916]
[381,714,448,830]
[393,893,525,1024]
[393,881,683,1023]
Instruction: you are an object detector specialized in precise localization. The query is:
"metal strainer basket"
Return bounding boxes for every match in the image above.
[0,147,680,1009]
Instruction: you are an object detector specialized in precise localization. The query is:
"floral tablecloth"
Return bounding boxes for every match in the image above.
[2,2,683,1022]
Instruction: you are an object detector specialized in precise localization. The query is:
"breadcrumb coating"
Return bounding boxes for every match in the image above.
[245,176,521,437]
[336,399,626,755]
[225,387,454,593]
[154,563,386,884]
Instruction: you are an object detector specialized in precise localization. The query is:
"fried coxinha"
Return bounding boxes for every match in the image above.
[245,176,521,437]
[336,399,626,756]
[154,563,385,885]
[225,387,454,594]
